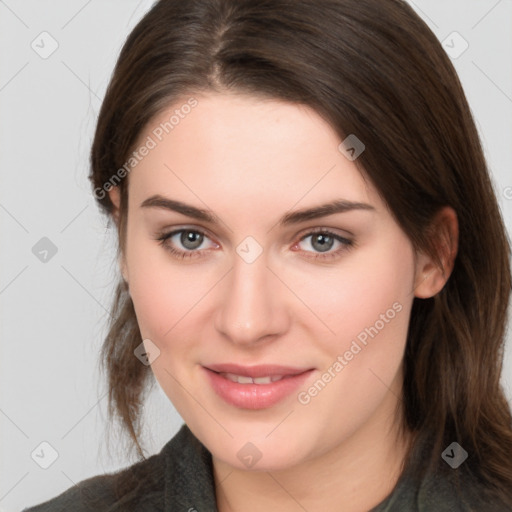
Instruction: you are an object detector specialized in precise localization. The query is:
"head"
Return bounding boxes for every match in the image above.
[90,0,512,494]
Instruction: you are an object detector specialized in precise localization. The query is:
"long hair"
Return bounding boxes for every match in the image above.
[89,0,512,504]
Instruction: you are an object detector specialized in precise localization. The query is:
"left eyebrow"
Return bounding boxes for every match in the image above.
[279,199,375,226]
[139,195,375,226]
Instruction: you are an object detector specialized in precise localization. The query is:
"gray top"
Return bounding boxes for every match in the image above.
[23,424,511,511]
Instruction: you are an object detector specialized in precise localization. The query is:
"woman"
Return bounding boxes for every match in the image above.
[24,0,512,510]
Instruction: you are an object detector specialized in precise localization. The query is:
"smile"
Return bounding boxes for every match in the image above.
[203,364,314,409]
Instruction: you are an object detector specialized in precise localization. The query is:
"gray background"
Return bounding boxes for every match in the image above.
[1,1,511,510]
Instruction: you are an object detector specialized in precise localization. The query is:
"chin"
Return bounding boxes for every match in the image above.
[202,425,311,472]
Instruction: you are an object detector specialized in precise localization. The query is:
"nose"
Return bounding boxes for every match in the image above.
[214,251,290,347]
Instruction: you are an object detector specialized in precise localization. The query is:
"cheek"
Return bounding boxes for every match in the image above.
[289,239,415,441]
[288,233,415,346]
[124,231,210,349]
[126,251,212,410]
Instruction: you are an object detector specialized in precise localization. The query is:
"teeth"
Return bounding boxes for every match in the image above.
[253,376,272,384]
[221,372,285,384]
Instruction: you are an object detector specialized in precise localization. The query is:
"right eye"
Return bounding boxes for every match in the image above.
[155,228,219,260]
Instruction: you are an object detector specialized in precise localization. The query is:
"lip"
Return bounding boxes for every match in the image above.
[203,364,314,410]
[205,363,310,378]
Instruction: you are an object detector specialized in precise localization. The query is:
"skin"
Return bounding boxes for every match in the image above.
[108,92,458,512]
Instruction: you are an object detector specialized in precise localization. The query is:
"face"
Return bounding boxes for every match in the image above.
[110,92,422,471]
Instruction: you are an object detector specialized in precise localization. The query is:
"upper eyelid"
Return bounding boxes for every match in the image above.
[297,226,352,239]
[162,226,218,245]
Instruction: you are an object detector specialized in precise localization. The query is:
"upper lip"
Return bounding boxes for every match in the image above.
[205,363,312,378]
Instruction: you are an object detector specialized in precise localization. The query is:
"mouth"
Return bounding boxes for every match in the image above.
[203,363,314,410]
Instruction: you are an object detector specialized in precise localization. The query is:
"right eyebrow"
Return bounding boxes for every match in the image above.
[140,195,219,224]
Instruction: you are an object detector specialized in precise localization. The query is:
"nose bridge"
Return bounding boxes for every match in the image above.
[214,249,288,345]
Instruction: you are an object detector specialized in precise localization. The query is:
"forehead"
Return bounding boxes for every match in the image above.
[126,93,379,214]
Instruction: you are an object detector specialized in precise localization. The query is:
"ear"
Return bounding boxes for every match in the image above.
[413,206,459,299]
[108,186,121,226]
[108,186,129,283]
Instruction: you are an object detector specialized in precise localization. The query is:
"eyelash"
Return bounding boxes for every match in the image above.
[155,228,354,262]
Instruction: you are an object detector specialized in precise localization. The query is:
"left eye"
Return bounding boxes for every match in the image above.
[294,230,353,260]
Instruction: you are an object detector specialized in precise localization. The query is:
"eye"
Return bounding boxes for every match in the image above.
[156,228,218,260]
[294,229,354,261]
[155,227,354,262]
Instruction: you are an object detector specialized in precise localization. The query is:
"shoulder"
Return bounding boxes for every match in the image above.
[419,468,512,512]
[373,467,512,512]
[373,434,512,512]
[22,424,197,512]
[22,471,131,512]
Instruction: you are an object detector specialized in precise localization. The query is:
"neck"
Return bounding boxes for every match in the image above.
[212,393,414,512]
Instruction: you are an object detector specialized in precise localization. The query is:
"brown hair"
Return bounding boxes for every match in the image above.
[89,0,512,505]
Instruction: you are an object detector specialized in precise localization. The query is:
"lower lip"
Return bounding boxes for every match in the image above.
[203,367,314,410]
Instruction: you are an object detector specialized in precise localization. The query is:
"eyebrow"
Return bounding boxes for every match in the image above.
[140,195,375,226]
